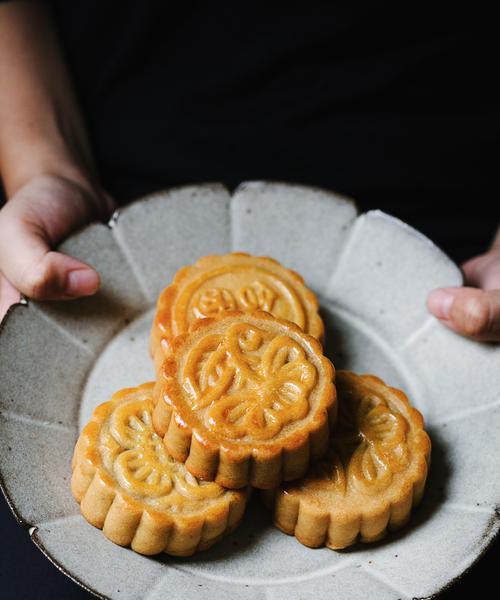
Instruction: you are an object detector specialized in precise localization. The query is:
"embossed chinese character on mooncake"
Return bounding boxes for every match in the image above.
[71,383,248,556]
[152,311,336,490]
[262,371,431,550]
[149,253,324,374]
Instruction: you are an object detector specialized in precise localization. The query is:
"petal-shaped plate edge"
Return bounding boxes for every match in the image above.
[0,303,29,528]
[231,180,358,295]
[30,220,151,354]
[325,209,463,348]
[30,524,109,600]
[110,182,233,299]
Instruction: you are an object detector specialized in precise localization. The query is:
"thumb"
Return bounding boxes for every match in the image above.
[427,287,500,342]
[0,218,99,301]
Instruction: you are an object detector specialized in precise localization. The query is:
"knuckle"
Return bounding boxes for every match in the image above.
[461,295,491,337]
[20,261,54,299]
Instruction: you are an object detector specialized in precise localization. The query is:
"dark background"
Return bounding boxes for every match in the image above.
[0,1,498,597]
[50,1,499,263]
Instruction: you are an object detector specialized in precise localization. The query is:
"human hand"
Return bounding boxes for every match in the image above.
[0,2,117,321]
[427,238,500,342]
[0,174,115,320]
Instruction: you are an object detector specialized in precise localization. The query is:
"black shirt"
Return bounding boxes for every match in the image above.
[49,2,498,262]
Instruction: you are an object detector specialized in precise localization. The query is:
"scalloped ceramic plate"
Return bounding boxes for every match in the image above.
[1,181,499,600]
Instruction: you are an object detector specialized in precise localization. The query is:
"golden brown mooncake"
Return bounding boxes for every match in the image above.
[262,371,431,550]
[149,253,324,374]
[71,383,249,556]
[152,310,336,490]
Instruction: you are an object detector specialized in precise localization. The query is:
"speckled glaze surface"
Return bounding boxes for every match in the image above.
[0,181,499,600]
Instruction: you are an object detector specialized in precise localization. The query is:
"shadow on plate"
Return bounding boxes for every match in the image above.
[155,496,273,565]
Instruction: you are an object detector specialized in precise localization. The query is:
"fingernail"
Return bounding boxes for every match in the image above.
[66,269,99,296]
[427,289,456,319]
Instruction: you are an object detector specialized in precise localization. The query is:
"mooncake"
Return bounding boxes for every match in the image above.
[152,310,336,489]
[262,371,431,549]
[71,383,248,556]
[149,253,324,374]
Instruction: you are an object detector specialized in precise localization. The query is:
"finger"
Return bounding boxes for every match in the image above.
[462,250,500,290]
[0,273,21,322]
[461,255,483,286]
[427,287,500,342]
[0,217,99,301]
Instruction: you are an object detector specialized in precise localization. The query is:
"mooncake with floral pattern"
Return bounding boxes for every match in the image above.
[153,310,336,490]
[149,253,324,374]
[71,383,248,556]
[262,371,431,549]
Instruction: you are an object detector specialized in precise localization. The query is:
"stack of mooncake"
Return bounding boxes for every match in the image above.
[71,253,431,556]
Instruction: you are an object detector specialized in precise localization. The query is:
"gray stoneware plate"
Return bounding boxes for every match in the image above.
[1,182,499,600]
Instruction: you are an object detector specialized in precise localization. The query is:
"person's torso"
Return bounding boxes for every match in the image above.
[50,1,499,260]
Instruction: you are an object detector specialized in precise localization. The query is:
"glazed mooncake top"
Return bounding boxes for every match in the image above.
[156,311,335,448]
[283,371,431,508]
[74,383,244,515]
[152,253,324,352]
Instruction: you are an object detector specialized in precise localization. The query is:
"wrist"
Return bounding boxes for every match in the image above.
[1,130,97,199]
[0,138,112,225]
